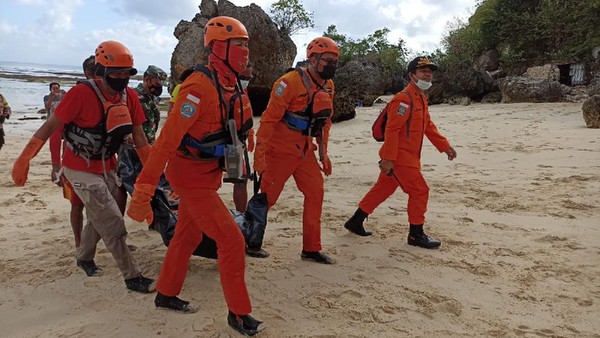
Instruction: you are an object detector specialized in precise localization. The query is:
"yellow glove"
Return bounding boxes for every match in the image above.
[127,183,155,225]
[12,136,45,186]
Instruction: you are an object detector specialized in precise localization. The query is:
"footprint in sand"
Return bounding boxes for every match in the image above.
[404,287,463,317]
[513,326,561,337]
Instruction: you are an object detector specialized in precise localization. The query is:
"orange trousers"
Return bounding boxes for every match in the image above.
[155,187,251,315]
[358,165,429,225]
[260,151,324,252]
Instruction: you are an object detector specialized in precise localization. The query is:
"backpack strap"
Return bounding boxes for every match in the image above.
[295,66,313,94]
[193,64,229,125]
[399,90,414,138]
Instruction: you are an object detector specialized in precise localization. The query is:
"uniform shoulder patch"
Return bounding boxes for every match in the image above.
[397,102,409,116]
[275,81,288,96]
[180,102,197,118]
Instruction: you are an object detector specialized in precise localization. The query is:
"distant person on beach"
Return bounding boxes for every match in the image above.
[167,67,194,115]
[253,37,339,264]
[48,55,97,249]
[343,56,457,249]
[127,16,264,336]
[135,65,167,144]
[12,40,155,294]
[0,91,11,150]
[43,82,66,118]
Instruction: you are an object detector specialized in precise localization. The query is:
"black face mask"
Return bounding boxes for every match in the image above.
[149,85,163,96]
[106,77,129,92]
[318,65,337,80]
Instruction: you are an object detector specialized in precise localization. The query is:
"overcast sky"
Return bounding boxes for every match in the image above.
[0,0,477,73]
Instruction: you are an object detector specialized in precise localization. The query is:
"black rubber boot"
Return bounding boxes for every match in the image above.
[344,208,372,236]
[125,275,156,293]
[246,246,270,258]
[77,260,103,277]
[155,292,199,313]
[300,251,335,264]
[227,311,265,336]
[407,224,441,249]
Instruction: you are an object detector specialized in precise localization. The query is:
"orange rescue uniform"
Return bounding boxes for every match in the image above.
[135,69,251,315]
[255,69,334,252]
[358,82,451,224]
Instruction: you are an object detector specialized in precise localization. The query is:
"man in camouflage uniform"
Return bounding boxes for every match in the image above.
[134,65,167,144]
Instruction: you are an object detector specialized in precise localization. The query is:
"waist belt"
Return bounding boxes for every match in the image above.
[283,112,309,132]
[181,134,226,157]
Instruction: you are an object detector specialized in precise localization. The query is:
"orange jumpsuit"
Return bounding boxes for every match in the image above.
[358,82,450,225]
[255,68,334,252]
[135,70,251,315]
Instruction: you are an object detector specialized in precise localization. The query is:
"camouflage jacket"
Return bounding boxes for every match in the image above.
[134,83,161,144]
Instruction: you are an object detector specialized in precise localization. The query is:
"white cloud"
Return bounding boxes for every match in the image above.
[0,0,478,69]
[29,0,83,33]
[88,19,177,71]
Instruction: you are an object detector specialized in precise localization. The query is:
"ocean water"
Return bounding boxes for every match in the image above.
[0,61,164,133]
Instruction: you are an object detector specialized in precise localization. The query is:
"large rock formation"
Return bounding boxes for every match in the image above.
[498,76,564,103]
[582,95,600,128]
[428,67,498,104]
[524,64,560,81]
[170,0,296,115]
[331,60,384,122]
[474,49,500,72]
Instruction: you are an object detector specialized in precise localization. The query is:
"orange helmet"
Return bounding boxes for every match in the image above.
[95,40,137,75]
[306,37,339,58]
[204,16,249,47]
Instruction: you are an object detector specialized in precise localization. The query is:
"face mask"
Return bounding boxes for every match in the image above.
[149,85,163,96]
[227,44,249,74]
[318,65,336,80]
[415,79,432,90]
[240,80,250,90]
[106,77,129,92]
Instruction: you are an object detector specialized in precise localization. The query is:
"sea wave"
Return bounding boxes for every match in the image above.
[0,61,83,79]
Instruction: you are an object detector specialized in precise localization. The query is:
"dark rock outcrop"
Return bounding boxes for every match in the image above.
[498,76,564,103]
[331,60,385,122]
[588,81,600,97]
[332,91,356,123]
[582,95,600,128]
[474,49,500,71]
[170,0,296,115]
[481,92,502,104]
[447,96,472,106]
[428,67,498,104]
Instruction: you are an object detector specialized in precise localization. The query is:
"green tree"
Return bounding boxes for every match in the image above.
[323,25,408,90]
[270,0,315,35]
[440,0,600,71]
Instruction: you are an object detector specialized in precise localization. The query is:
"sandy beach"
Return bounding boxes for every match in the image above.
[0,100,598,337]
